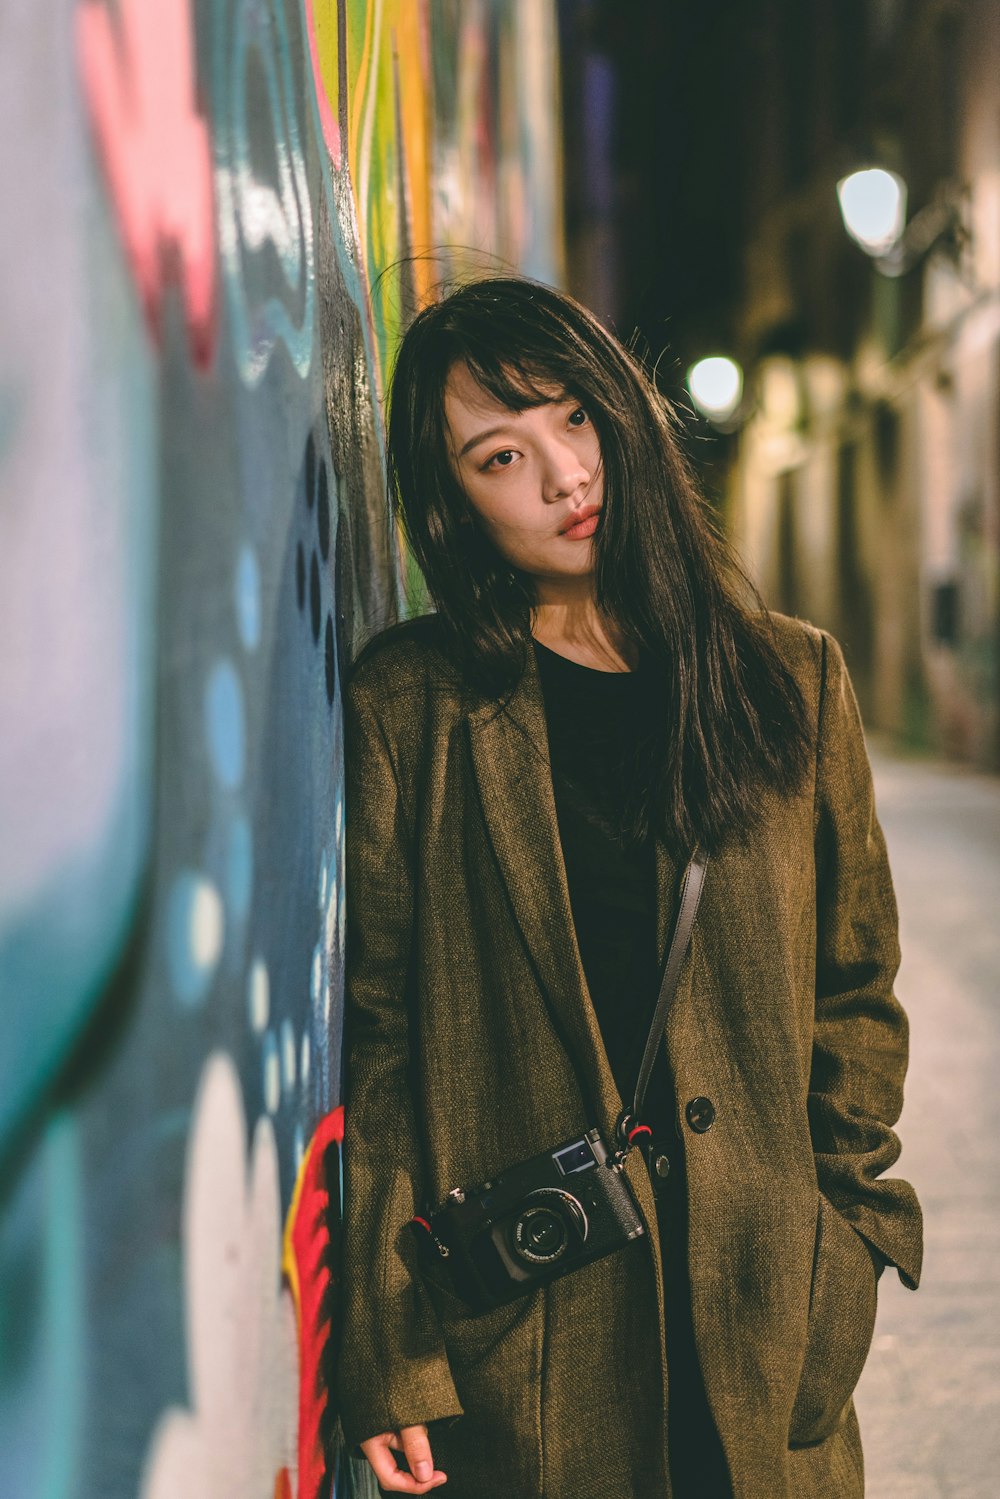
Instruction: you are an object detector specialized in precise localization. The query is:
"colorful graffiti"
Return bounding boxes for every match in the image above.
[77,0,218,366]
[0,8,159,1168]
[283,1104,345,1498]
[306,0,564,386]
[138,1054,299,1499]
[0,4,562,1499]
[139,1066,339,1499]
[214,0,316,388]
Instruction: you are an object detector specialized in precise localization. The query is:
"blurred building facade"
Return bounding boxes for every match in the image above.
[727,0,999,766]
[563,0,999,769]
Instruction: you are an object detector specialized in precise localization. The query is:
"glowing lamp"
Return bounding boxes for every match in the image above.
[687,356,743,423]
[837,168,907,256]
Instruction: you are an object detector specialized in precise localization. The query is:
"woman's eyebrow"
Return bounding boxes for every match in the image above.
[458,424,516,458]
[457,394,573,457]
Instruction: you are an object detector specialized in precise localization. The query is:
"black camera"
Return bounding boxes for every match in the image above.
[420,1127,647,1311]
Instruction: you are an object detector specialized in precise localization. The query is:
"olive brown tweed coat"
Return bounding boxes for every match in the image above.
[333,611,923,1499]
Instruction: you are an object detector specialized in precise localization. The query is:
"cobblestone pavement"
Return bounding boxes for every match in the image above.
[855,746,1000,1499]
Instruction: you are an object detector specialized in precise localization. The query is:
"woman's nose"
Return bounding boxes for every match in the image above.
[541,442,589,501]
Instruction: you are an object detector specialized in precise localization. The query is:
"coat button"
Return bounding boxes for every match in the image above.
[685,1096,716,1133]
[653,1153,671,1179]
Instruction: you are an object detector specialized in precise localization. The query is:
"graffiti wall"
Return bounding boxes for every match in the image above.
[0,3,562,1497]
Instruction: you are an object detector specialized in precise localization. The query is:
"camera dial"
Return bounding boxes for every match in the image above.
[510,1188,589,1266]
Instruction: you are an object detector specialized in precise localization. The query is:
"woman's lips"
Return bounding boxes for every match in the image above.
[560,511,600,539]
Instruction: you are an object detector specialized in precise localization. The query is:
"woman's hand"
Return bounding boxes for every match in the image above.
[359,1424,447,1491]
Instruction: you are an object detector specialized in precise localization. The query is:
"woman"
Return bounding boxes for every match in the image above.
[333,277,922,1498]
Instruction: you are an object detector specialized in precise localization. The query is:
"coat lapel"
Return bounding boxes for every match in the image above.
[466,650,607,1125]
[465,644,684,1140]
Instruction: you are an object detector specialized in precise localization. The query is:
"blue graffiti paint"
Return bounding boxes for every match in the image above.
[0,1112,83,1499]
[310,939,323,1009]
[39,1113,82,1499]
[205,659,246,791]
[261,1028,280,1114]
[247,956,269,1034]
[235,543,261,651]
[214,0,315,388]
[225,813,253,920]
[280,1016,296,1099]
[166,871,224,1008]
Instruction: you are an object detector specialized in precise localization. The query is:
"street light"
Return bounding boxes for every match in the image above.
[837,166,970,279]
[687,356,743,425]
[836,168,907,256]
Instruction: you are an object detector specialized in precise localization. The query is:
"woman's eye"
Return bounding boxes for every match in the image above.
[568,407,588,427]
[486,449,516,470]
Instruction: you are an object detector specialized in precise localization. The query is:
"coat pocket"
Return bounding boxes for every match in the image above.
[788,1191,879,1448]
[420,1263,543,1374]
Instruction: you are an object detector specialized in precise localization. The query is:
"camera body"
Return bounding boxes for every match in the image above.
[425,1127,646,1311]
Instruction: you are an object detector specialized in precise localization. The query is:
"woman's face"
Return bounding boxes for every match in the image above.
[442,360,604,586]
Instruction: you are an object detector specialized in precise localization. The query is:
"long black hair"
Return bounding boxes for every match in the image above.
[384,275,811,855]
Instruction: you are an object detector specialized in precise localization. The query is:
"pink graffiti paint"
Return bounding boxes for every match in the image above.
[77,0,217,367]
[283,1104,345,1499]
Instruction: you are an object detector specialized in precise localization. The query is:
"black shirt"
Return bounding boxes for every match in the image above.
[533,636,732,1497]
[532,638,676,1145]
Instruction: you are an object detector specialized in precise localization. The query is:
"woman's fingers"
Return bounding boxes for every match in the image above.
[359,1425,447,1492]
[399,1423,444,1484]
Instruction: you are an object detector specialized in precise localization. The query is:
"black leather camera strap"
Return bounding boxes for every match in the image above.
[616,847,709,1149]
[415,847,710,1306]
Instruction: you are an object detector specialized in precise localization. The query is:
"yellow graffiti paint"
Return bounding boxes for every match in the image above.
[307,0,341,165]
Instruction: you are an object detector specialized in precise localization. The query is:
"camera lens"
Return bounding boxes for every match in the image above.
[512,1204,569,1264]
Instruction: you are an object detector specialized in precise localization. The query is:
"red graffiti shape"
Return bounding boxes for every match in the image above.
[77,0,217,367]
[284,1105,345,1499]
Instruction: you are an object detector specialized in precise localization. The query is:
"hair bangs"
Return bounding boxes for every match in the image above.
[461,352,564,414]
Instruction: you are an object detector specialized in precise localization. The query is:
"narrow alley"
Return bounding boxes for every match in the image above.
[857,747,1000,1497]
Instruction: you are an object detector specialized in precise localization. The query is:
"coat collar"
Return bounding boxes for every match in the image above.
[465,641,682,1140]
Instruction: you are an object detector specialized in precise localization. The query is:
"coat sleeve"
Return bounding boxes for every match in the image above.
[810,630,923,1290]
[333,670,464,1448]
